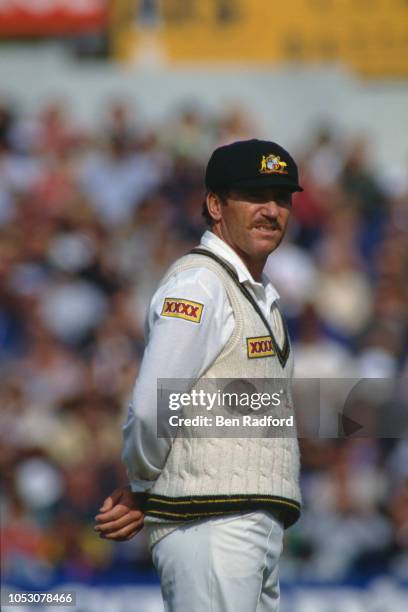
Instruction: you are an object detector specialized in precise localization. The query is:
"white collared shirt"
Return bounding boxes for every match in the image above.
[122,230,284,492]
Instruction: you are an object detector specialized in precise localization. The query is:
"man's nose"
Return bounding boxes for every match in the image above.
[261,200,280,218]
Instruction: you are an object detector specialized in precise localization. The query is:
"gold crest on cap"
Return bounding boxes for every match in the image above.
[259,154,288,175]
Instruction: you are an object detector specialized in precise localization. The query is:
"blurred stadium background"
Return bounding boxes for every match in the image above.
[1,1,407,611]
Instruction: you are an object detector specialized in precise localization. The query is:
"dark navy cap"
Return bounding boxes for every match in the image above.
[205,139,303,193]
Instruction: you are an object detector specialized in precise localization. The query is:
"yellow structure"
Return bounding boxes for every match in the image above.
[111,0,408,77]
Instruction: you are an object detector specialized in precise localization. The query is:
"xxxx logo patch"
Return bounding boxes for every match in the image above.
[247,336,275,359]
[161,298,204,323]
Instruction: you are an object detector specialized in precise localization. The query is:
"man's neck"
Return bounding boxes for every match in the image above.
[233,250,265,282]
[210,228,266,282]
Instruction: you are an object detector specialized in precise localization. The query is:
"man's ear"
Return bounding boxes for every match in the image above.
[206,192,223,223]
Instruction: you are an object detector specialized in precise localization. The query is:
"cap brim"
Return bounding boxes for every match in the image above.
[232,176,304,192]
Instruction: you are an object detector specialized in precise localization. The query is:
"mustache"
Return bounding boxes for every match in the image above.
[252,220,281,230]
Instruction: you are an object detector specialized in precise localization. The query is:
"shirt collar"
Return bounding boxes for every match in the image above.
[200,230,280,302]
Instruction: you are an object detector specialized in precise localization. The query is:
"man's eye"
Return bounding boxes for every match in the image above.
[272,195,289,205]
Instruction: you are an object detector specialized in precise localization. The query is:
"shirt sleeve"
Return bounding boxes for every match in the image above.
[122,266,234,492]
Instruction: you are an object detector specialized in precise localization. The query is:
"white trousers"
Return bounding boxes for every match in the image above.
[151,511,284,612]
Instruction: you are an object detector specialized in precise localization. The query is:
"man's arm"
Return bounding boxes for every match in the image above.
[122,266,233,490]
[95,266,233,539]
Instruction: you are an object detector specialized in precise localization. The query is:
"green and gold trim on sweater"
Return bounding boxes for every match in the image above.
[145,494,301,529]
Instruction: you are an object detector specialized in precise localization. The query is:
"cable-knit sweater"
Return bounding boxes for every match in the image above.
[144,253,301,547]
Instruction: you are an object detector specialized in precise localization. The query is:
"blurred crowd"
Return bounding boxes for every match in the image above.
[0,97,407,588]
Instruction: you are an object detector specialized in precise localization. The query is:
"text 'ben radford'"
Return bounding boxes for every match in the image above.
[168,415,294,427]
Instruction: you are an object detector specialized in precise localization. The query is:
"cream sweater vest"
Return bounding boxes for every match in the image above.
[144,252,301,546]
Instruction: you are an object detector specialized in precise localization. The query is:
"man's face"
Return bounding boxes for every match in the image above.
[212,187,293,262]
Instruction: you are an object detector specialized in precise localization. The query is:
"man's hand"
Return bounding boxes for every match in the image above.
[94,486,146,541]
